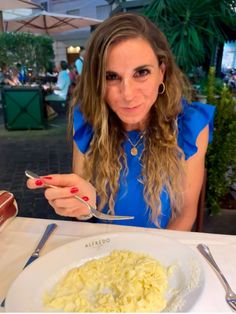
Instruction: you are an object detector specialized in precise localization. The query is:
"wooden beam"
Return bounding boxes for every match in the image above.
[0,11,4,32]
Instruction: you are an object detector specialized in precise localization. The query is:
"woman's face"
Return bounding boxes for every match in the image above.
[105,37,165,131]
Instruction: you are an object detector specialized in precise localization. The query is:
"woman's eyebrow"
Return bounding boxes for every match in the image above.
[134,64,154,71]
[105,70,117,73]
[106,65,154,73]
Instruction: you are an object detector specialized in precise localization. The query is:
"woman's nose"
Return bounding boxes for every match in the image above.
[121,78,135,101]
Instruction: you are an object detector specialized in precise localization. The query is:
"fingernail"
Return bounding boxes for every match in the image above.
[82,196,89,201]
[70,187,79,193]
[35,179,43,186]
[43,176,52,180]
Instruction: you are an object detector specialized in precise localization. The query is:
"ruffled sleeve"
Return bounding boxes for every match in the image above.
[177,99,215,160]
[73,105,94,153]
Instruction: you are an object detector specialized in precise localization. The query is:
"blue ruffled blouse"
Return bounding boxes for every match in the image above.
[73,100,215,229]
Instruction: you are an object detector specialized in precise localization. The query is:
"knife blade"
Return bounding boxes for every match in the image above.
[23,223,57,268]
[1,223,57,307]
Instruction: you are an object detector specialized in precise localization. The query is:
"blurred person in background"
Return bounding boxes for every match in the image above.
[75,47,85,79]
[10,67,21,86]
[0,63,18,86]
[44,60,71,120]
[68,64,77,97]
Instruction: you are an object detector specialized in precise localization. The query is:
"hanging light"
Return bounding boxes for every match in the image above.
[67,46,81,54]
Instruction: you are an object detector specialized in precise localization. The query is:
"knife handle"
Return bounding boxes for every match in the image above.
[32,223,57,257]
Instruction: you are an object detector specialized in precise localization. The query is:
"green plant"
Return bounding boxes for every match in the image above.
[205,67,236,214]
[143,0,236,73]
[0,32,54,74]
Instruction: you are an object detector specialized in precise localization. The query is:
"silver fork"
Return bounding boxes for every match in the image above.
[25,170,134,221]
[197,244,236,312]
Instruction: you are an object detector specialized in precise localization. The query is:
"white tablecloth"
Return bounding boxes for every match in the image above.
[0,217,236,312]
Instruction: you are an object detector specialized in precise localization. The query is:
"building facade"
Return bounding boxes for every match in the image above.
[31,0,151,64]
[107,0,151,14]
[32,0,111,64]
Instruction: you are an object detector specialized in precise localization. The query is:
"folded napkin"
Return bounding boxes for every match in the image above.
[0,191,18,232]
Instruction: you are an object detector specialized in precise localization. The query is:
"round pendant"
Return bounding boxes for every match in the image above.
[130,147,138,156]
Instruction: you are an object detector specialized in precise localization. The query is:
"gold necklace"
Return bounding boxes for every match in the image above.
[127,133,145,156]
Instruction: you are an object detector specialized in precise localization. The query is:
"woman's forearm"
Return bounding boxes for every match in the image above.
[167,211,196,231]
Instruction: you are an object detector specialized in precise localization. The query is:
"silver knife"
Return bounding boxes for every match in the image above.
[23,223,57,268]
[1,223,57,307]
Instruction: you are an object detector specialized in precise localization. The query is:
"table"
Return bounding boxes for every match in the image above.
[1,217,235,312]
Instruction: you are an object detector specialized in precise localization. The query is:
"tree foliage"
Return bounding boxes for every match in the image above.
[143,0,236,72]
[206,67,236,213]
[0,32,54,73]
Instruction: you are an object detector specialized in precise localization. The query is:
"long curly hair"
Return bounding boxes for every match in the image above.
[69,13,191,226]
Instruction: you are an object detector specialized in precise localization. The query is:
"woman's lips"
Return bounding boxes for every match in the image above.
[120,105,142,112]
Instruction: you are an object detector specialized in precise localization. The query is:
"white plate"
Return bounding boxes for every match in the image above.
[5,232,204,312]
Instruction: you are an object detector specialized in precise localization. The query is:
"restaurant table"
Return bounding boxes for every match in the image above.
[0,217,235,312]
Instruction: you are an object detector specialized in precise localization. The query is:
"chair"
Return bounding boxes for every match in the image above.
[2,86,46,130]
[194,168,207,232]
[46,83,74,115]
[46,93,71,115]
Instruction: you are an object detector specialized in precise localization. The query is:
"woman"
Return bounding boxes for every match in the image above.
[0,63,19,86]
[27,13,215,231]
[11,67,21,86]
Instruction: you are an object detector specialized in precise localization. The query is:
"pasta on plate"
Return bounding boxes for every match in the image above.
[44,250,170,312]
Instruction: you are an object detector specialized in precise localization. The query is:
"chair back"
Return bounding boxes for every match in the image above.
[195,168,207,232]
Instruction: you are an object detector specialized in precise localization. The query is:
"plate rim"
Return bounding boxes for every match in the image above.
[5,231,204,312]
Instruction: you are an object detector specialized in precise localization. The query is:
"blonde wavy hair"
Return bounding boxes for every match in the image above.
[69,13,191,226]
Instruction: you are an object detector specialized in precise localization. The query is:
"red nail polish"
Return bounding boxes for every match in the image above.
[43,176,52,180]
[82,196,89,201]
[70,187,79,193]
[35,179,43,186]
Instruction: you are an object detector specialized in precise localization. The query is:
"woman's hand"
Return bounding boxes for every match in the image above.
[26,173,96,219]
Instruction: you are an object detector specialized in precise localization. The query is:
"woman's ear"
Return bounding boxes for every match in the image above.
[160,62,166,75]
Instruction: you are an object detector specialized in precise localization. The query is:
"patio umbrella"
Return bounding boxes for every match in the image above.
[0,0,40,11]
[0,0,41,31]
[4,10,103,35]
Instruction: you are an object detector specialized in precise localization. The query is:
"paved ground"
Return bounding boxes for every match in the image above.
[0,109,76,222]
[0,108,235,234]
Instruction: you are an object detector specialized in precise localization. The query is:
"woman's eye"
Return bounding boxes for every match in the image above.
[134,68,150,78]
[106,72,119,81]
